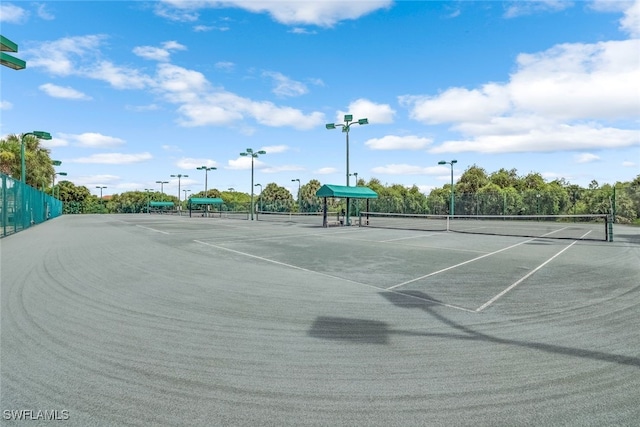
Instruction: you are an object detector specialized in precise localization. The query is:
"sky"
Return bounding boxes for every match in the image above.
[1,0,639,199]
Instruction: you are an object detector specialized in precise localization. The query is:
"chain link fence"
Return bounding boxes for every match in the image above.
[1,173,63,237]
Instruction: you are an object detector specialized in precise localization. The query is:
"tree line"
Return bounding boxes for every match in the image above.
[1,134,638,223]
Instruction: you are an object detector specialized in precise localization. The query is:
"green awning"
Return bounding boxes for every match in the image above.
[149,201,174,207]
[188,197,224,205]
[315,184,378,199]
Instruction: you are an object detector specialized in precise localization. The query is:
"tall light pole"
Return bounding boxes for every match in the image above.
[53,172,67,199]
[196,166,216,198]
[254,184,262,213]
[239,148,266,221]
[51,160,62,195]
[145,188,154,213]
[326,114,368,225]
[349,172,358,185]
[96,186,107,199]
[183,189,191,200]
[1,35,26,70]
[21,131,51,183]
[291,178,301,212]
[156,180,168,196]
[438,160,457,216]
[170,174,188,201]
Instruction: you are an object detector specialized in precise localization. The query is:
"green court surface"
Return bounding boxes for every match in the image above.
[2,214,639,426]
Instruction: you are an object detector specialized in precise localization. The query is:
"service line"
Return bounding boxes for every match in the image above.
[135,225,170,234]
[194,239,474,312]
[475,231,591,312]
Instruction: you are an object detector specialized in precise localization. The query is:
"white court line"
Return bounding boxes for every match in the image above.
[475,230,591,312]
[385,226,577,291]
[193,239,474,312]
[136,225,170,234]
[381,233,440,242]
[386,238,536,290]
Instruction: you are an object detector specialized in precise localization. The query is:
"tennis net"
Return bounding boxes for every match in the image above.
[358,212,610,241]
[256,211,327,225]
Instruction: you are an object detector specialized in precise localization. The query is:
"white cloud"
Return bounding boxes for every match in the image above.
[133,41,186,62]
[261,145,289,154]
[70,152,153,164]
[504,0,573,18]
[403,36,640,154]
[24,35,107,76]
[336,99,395,124]
[365,135,432,151]
[126,104,160,112]
[176,158,218,169]
[39,83,92,100]
[261,165,305,173]
[0,101,13,110]
[430,123,639,154]
[622,160,637,167]
[226,156,266,170]
[0,3,27,23]
[133,46,172,62]
[510,40,640,120]
[400,84,510,124]
[574,153,600,163]
[371,164,446,175]
[315,167,338,174]
[72,174,121,187]
[60,132,125,148]
[87,60,152,90]
[36,3,55,20]
[621,0,640,36]
[289,27,317,35]
[40,138,68,148]
[25,36,326,131]
[162,144,182,152]
[263,71,308,97]
[158,0,393,27]
[215,61,235,71]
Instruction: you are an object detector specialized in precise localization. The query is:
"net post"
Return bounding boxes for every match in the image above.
[608,214,613,242]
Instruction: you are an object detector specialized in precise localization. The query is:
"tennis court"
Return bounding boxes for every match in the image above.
[2,214,639,426]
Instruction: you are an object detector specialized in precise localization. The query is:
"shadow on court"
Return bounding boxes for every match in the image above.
[307,290,640,369]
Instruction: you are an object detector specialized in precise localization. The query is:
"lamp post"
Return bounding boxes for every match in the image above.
[21,131,52,183]
[438,160,457,216]
[291,178,301,212]
[1,36,26,70]
[239,148,266,220]
[53,172,67,199]
[326,114,368,225]
[144,188,154,213]
[50,160,62,194]
[156,180,169,197]
[170,174,188,201]
[196,166,216,198]
[254,184,262,213]
[349,172,358,185]
[96,186,107,199]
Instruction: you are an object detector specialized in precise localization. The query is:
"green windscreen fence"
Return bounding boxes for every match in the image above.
[1,173,63,237]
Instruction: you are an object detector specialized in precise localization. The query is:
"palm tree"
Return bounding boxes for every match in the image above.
[0,134,55,188]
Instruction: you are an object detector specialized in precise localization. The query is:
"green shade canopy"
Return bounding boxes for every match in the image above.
[149,201,174,207]
[1,35,18,52]
[1,52,26,70]
[187,197,224,206]
[315,184,378,199]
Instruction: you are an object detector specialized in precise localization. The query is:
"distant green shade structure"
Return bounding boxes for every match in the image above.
[315,184,378,199]
[1,35,26,70]
[187,198,224,205]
